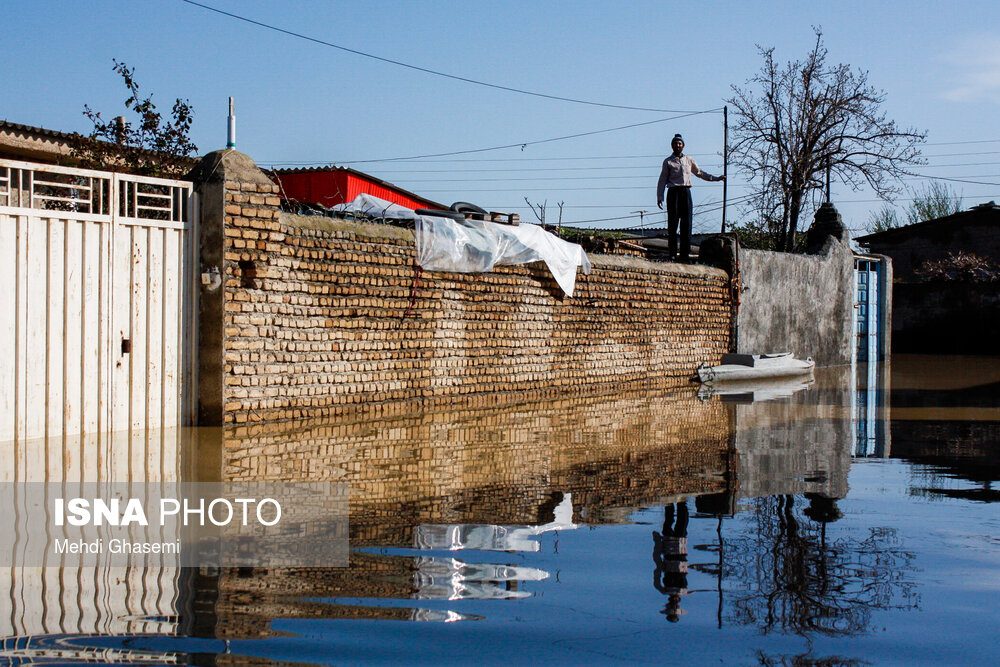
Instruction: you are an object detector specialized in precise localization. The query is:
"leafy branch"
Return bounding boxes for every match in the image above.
[72,60,198,177]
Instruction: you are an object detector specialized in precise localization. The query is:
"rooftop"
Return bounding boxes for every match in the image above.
[855,201,1000,245]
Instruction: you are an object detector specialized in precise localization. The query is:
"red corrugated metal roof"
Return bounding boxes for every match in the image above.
[272,166,445,211]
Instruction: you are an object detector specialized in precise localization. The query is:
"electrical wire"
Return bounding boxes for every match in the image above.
[179,0,719,114]
[925,138,1000,146]
[332,158,999,175]
[337,112,719,163]
[904,173,1000,186]
[417,185,739,193]
[496,192,756,228]
[385,172,730,184]
[266,147,1000,165]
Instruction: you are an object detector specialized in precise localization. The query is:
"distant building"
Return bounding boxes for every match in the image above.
[855,202,1000,354]
[855,202,1000,281]
[1,122,450,214]
[1,120,196,175]
[271,166,444,211]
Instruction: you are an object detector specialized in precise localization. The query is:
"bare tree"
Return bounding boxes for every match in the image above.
[721,494,920,637]
[524,197,546,225]
[728,29,926,251]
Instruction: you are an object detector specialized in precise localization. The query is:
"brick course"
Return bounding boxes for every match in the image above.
[216,176,731,423]
[221,384,731,542]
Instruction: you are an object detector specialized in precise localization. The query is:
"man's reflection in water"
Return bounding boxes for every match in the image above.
[653,501,689,622]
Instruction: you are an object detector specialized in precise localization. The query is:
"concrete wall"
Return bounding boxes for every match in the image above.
[737,237,856,367]
[733,366,854,501]
[194,151,732,424]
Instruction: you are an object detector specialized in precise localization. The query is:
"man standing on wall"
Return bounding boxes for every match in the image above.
[656,134,724,263]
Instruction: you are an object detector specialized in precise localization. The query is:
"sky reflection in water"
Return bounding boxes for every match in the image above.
[1,355,999,666]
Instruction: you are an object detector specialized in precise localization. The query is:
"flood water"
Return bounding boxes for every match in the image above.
[2,354,999,665]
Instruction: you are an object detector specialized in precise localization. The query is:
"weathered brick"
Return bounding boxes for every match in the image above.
[217,200,732,424]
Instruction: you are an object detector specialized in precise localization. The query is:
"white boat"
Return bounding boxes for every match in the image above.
[697,352,815,383]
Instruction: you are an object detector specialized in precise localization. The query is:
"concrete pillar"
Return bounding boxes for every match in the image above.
[806,201,848,255]
[187,150,277,426]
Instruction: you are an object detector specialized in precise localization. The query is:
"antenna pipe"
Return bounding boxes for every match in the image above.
[227,97,236,149]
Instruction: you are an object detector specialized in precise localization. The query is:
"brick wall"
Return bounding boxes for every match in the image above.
[208,384,732,638]
[221,386,732,540]
[195,151,732,424]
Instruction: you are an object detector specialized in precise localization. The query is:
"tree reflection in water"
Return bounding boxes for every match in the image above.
[755,652,870,666]
[722,494,920,636]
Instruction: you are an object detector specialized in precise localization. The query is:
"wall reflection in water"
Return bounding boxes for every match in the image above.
[2,355,996,661]
[0,427,196,662]
[211,386,735,632]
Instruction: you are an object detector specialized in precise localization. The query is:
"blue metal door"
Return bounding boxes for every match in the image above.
[854,258,885,457]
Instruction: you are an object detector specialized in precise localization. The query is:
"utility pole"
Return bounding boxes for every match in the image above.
[825,158,831,202]
[722,105,729,233]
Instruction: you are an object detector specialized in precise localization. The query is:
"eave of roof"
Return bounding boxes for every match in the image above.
[855,205,1000,243]
[0,119,81,142]
[1,119,197,172]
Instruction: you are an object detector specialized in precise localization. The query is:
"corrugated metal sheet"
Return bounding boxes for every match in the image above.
[344,173,431,210]
[274,168,444,211]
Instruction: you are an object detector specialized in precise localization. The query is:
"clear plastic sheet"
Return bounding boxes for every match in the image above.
[331,195,592,297]
[328,193,421,221]
[414,212,592,297]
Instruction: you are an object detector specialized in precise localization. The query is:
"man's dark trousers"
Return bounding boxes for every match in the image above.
[666,186,693,262]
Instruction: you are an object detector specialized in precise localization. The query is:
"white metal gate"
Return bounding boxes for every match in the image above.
[0,158,197,443]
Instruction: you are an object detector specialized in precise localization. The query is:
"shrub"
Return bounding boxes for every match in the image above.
[916,252,1000,283]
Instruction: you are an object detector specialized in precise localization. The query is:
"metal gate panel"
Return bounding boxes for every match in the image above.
[0,211,20,443]
[109,171,197,441]
[0,159,196,444]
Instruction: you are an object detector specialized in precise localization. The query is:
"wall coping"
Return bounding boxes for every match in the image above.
[278,211,728,280]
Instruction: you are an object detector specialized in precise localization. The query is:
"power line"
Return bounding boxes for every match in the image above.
[278,146,1000,166]
[348,152,708,164]
[904,173,1000,186]
[271,163,667,173]
[338,112,719,163]
[925,138,1000,146]
[266,148,1000,167]
[385,172,730,184]
[914,160,1000,169]
[560,213,647,226]
[924,150,1000,158]
[262,158,992,178]
[416,184,743,193]
[328,169,985,191]
[180,0,718,114]
[366,159,1000,174]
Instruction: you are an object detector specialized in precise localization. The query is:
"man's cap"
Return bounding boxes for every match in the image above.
[672,134,684,143]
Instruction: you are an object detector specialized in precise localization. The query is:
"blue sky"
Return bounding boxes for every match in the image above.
[4,0,1000,233]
